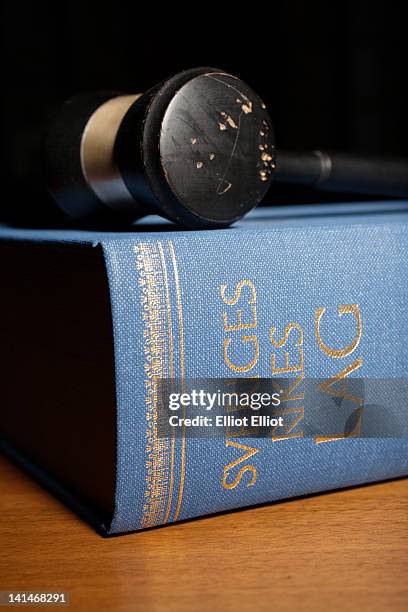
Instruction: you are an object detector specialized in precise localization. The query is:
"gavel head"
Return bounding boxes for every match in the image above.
[44,67,276,228]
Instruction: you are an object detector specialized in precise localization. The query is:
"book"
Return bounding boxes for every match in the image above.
[1,202,408,536]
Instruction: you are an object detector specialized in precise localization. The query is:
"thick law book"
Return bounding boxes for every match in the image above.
[1,203,408,535]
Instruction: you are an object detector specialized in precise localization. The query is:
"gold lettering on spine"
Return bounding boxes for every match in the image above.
[221,280,259,373]
[223,465,257,489]
[271,407,305,441]
[270,323,304,374]
[221,280,257,330]
[314,304,364,444]
[223,335,260,372]
[269,323,305,440]
[315,358,363,443]
[279,373,305,403]
[221,279,260,489]
[317,358,364,405]
[222,440,259,489]
[315,304,362,358]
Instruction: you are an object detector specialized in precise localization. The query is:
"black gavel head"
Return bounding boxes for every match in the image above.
[44,67,276,228]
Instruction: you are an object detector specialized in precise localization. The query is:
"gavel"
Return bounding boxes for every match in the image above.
[44,66,408,228]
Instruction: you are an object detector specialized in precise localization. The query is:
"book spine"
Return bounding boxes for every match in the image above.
[102,222,408,534]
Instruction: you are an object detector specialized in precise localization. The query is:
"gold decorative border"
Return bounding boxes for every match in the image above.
[158,242,176,524]
[136,240,186,528]
[168,241,186,522]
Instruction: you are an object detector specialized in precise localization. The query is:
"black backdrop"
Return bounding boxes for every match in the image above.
[1,0,407,214]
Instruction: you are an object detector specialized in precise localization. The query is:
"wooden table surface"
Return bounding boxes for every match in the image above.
[0,455,407,612]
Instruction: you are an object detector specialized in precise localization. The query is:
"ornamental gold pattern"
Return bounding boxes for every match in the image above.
[136,241,186,528]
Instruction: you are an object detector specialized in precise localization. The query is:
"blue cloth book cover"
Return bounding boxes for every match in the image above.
[1,202,408,535]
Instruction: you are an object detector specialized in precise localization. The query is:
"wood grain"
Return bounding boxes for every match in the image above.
[0,455,407,612]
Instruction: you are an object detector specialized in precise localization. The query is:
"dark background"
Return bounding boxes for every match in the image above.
[1,0,407,216]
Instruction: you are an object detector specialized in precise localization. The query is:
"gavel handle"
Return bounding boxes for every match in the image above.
[273,150,408,197]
